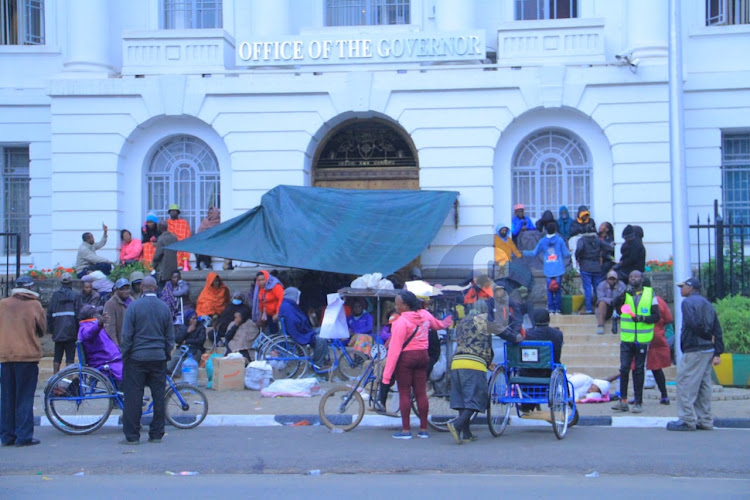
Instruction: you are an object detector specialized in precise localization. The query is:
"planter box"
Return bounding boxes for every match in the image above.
[713,353,750,388]
[561,294,584,315]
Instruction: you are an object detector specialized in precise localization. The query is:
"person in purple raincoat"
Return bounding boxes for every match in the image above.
[77,304,123,383]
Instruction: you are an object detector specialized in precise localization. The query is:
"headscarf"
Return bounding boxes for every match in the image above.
[576,206,591,225]
[251,270,282,322]
[283,286,301,305]
[198,206,221,233]
[195,272,230,317]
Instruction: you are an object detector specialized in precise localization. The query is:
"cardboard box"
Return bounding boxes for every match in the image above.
[211,357,245,391]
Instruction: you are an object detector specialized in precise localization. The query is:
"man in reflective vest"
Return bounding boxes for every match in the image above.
[611,270,660,413]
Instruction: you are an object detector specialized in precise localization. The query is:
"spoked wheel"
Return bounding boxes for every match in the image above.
[319,386,365,431]
[412,379,460,432]
[44,366,115,435]
[165,383,209,429]
[261,338,308,379]
[549,367,570,439]
[337,348,369,381]
[488,369,511,437]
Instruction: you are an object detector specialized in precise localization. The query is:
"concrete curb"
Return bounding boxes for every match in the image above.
[35,414,750,429]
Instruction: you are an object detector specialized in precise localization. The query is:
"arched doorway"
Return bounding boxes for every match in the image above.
[313,118,419,190]
[145,134,221,232]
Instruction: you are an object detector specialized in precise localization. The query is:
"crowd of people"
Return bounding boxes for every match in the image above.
[0,201,727,447]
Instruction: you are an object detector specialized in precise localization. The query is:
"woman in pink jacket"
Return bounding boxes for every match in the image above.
[382,290,452,439]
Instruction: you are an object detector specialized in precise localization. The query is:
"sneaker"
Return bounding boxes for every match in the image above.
[660,397,670,405]
[392,431,412,440]
[148,437,162,443]
[119,439,140,445]
[666,420,696,431]
[446,421,463,445]
[611,401,629,412]
[465,434,479,443]
[696,423,714,431]
[631,404,643,413]
[417,431,430,439]
[596,326,604,335]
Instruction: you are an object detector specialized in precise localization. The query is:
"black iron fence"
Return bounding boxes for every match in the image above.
[0,232,22,298]
[690,200,750,301]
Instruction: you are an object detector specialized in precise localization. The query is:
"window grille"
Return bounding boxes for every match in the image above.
[515,0,577,20]
[1,147,30,254]
[707,0,750,25]
[326,0,410,27]
[722,133,750,230]
[146,136,220,233]
[512,129,591,221]
[163,0,222,29]
[0,0,44,45]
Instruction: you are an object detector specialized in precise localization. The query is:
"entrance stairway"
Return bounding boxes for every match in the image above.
[550,314,676,380]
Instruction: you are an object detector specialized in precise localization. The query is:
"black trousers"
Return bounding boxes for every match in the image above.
[122,359,167,442]
[0,362,38,445]
[619,342,649,404]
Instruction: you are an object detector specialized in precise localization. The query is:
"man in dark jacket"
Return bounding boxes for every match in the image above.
[667,277,724,432]
[80,280,102,312]
[120,276,174,445]
[152,222,178,288]
[0,276,47,447]
[614,225,646,282]
[167,309,205,377]
[569,205,597,238]
[576,228,613,314]
[47,272,81,374]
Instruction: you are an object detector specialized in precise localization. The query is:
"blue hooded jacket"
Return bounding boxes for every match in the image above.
[523,233,570,278]
[558,206,572,240]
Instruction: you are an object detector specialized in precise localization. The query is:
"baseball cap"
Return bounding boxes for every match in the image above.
[607,270,618,279]
[15,275,34,288]
[61,272,73,283]
[114,278,131,290]
[676,277,701,289]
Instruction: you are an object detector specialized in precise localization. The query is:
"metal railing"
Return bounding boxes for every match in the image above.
[690,200,750,301]
[1,232,21,298]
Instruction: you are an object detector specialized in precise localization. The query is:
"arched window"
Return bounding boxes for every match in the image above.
[146,135,220,232]
[512,129,591,220]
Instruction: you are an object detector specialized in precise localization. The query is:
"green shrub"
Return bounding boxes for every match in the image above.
[109,261,150,283]
[714,295,750,354]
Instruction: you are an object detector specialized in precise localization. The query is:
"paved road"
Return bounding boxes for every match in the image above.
[1,426,748,478]
[2,473,749,500]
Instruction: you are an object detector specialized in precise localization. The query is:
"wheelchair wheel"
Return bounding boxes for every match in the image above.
[261,338,308,379]
[337,348,369,381]
[44,366,114,435]
[319,386,365,431]
[487,369,511,437]
[548,367,570,440]
[567,380,579,427]
[165,383,209,429]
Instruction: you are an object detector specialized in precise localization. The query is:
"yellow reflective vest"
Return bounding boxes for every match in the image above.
[620,287,655,343]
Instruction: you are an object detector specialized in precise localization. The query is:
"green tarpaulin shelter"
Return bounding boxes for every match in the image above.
[169,185,459,276]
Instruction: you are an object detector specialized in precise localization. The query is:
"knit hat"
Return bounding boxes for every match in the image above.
[78,304,97,320]
[146,212,159,224]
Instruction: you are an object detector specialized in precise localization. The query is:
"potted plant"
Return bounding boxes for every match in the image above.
[560,267,584,315]
[712,295,750,387]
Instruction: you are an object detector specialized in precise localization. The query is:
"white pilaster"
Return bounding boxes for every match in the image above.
[626,0,668,64]
[435,0,474,32]
[249,0,290,37]
[63,0,113,75]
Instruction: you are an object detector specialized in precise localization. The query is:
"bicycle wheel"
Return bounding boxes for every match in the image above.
[44,366,114,435]
[549,367,570,440]
[165,383,209,429]
[261,337,308,379]
[412,378,457,432]
[488,369,511,437]
[336,348,369,381]
[319,385,365,432]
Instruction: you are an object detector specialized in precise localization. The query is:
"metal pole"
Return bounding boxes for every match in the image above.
[669,0,690,364]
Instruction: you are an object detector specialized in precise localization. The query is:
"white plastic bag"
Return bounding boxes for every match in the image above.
[320,293,350,339]
[260,378,321,398]
[429,350,447,381]
[245,360,273,391]
[644,370,656,389]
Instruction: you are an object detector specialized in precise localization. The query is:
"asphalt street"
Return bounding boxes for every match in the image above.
[1,425,748,478]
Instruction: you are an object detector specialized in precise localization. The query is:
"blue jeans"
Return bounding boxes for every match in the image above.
[546,276,562,312]
[0,362,39,445]
[581,271,602,313]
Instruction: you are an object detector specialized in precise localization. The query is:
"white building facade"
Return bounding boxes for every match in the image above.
[1,0,749,274]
